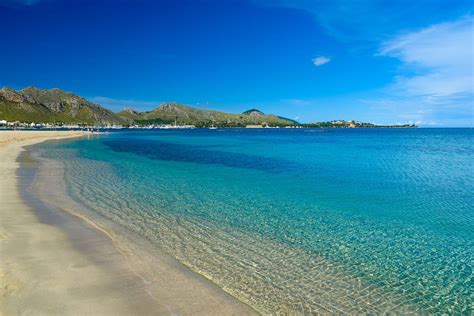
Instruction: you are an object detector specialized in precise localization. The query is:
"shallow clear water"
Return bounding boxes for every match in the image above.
[37,128,473,313]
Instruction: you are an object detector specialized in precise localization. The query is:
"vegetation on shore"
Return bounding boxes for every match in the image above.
[1,86,416,128]
[0,86,120,125]
[302,120,416,128]
[117,103,296,127]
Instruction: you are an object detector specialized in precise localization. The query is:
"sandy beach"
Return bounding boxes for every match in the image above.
[0,130,254,315]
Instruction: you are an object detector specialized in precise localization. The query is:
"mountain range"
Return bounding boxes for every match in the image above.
[0,87,296,127]
[117,103,297,127]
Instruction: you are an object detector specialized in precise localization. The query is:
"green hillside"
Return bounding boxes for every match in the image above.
[2,86,412,128]
[117,103,297,127]
[0,86,299,127]
[0,87,122,125]
[302,120,416,128]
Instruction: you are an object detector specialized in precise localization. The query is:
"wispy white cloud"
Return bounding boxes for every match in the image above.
[89,96,159,112]
[373,15,474,126]
[252,0,469,43]
[312,56,331,66]
[379,15,473,98]
[280,99,314,106]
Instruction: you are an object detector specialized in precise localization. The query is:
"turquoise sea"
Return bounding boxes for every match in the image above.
[35,128,473,313]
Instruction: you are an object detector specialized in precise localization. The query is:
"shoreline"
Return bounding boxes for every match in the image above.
[14,131,419,314]
[0,131,255,315]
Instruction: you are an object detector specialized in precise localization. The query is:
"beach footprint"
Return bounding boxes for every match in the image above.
[0,233,8,241]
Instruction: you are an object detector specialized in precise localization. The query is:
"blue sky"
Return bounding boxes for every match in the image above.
[0,0,472,126]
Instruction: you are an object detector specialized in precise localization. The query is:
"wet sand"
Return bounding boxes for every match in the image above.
[0,131,255,315]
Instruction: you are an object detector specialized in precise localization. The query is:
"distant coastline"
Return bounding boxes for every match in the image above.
[1,86,417,129]
[301,120,416,128]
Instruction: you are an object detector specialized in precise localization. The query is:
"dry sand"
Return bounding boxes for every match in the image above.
[0,130,255,315]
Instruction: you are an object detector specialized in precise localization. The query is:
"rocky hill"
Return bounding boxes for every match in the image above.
[117,102,297,127]
[0,86,122,125]
[242,109,265,117]
[0,86,299,127]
